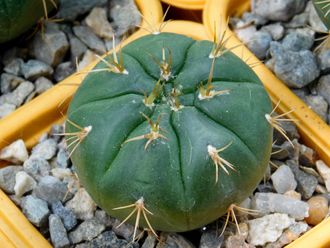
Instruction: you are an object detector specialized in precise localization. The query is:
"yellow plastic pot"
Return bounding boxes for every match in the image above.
[203,0,330,247]
[161,0,205,10]
[0,20,208,247]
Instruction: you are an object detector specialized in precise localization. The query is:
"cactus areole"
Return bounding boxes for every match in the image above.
[0,0,57,43]
[66,33,273,232]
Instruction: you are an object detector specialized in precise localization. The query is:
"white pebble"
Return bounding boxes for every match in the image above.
[316,160,330,192]
[14,171,37,197]
[0,139,28,164]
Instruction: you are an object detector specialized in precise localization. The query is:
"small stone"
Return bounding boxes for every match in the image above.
[21,195,50,227]
[77,50,98,71]
[271,142,292,160]
[94,210,112,227]
[0,103,16,118]
[65,188,97,220]
[271,165,297,193]
[305,95,328,121]
[54,61,75,82]
[305,196,328,225]
[270,42,320,88]
[316,184,328,194]
[0,166,23,194]
[246,31,272,60]
[110,0,141,36]
[156,233,194,248]
[35,77,54,94]
[73,26,106,54]
[241,11,268,26]
[23,157,51,180]
[281,30,314,52]
[91,231,129,247]
[287,160,318,199]
[261,23,285,40]
[0,81,35,107]
[56,148,69,168]
[51,168,72,180]
[85,7,113,40]
[30,29,69,66]
[0,73,25,94]
[317,50,330,71]
[142,234,157,248]
[298,144,316,167]
[284,190,302,200]
[34,176,68,204]
[21,60,53,80]
[316,160,330,192]
[252,0,305,21]
[69,218,106,244]
[251,192,309,220]
[309,1,327,32]
[200,230,223,248]
[225,234,253,248]
[51,201,77,231]
[111,218,135,240]
[31,138,57,160]
[285,12,309,28]
[247,213,295,246]
[69,35,88,61]
[49,214,70,248]
[14,171,37,197]
[0,139,28,163]
[3,58,24,76]
[235,25,257,45]
[317,75,330,105]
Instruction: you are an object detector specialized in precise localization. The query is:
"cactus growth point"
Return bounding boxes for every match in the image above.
[65,33,273,234]
[313,0,330,30]
[0,0,58,43]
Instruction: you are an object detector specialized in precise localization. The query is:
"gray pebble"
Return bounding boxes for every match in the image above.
[3,58,24,76]
[51,201,77,231]
[69,218,106,244]
[85,7,114,40]
[0,73,25,94]
[0,81,35,107]
[111,218,135,240]
[317,75,330,105]
[2,47,28,66]
[91,231,129,248]
[23,157,51,180]
[252,0,305,21]
[73,26,106,55]
[261,23,285,41]
[156,233,194,248]
[142,234,157,248]
[273,121,300,145]
[242,11,268,26]
[251,192,309,220]
[287,160,318,199]
[21,60,53,80]
[56,148,69,168]
[31,138,57,160]
[54,61,75,82]
[0,139,28,164]
[35,77,54,94]
[271,142,292,160]
[285,12,309,28]
[69,35,88,61]
[271,165,297,193]
[200,230,223,248]
[94,210,112,227]
[247,31,272,60]
[49,214,70,248]
[21,195,50,227]
[317,49,330,71]
[34,176,68,204]
[30,29,69,66]
[305,95,328,121]
[299,144,317,167]
[0,166,23,194]
[0,103,16,118]
[282,31,314,52]
[270,42,320,88]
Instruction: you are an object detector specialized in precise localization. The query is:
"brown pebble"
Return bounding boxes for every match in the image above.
[305,196,328,225]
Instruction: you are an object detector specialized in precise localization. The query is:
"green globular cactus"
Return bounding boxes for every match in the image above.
[65,33,273,236]
[313,0,330,30]
[0,0,58,43]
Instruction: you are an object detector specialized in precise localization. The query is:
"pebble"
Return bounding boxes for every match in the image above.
[69,218,106,244]
[4,58,24,76]
[51,201,77,231]
[305,95,328,121]
[30,138,57,160]
[261,23,285,40]
[251,192,309,220]
[65,188,97,220]
[110,0,141,36]
[0,139,28,163]
[316,160,330,192]
[252,0,305,21]
[246,31,272,60]
[69,35,88,61]
[0,81,35,107]
[0,73,25,94]
[23,157,51,180]
[281,30,314,52]
[317,50,330,71]
[285,12,309,28]
[54,61,75,82]
[35,77,54,94]
[284,190,302,201]
[56,148,69,168]
[247,213,295,246]
[287,160,318,199]
[21,195,50,227]
[299,144,317,167]
[156,233,194,248]
[271,142,292,160]
[235,25,257,45]
[200,230,223,248]
[270,42,320,88]
[94,210,112,227]
[51,168,72,180]
[77,50,98,71]
[241,11,268,26]
[225,234,252,248]
[305,196,328,225]
[271,165,297,194]
[49,214,70,248]
[21,60,53,80]
[14,171,37,197]
[0,103,16,118]
[33,176,68,204]
[73,26,106,54]
[111,218,135,241]
[30,29,69,67]
[91,230,129,248]
[0,166,23,194]
[317,75,330,105]
[85,7,113,40]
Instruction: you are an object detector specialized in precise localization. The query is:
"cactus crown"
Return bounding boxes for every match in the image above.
[65,32,273,235]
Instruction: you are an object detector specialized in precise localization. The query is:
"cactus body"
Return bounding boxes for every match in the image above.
[66,33,273,232]
[313,0,330,30]
[0,0,57,43]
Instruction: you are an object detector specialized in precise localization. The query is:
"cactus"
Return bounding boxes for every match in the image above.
[313,0,330,30]
[0,0,58,43]
[65,32,273,236]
